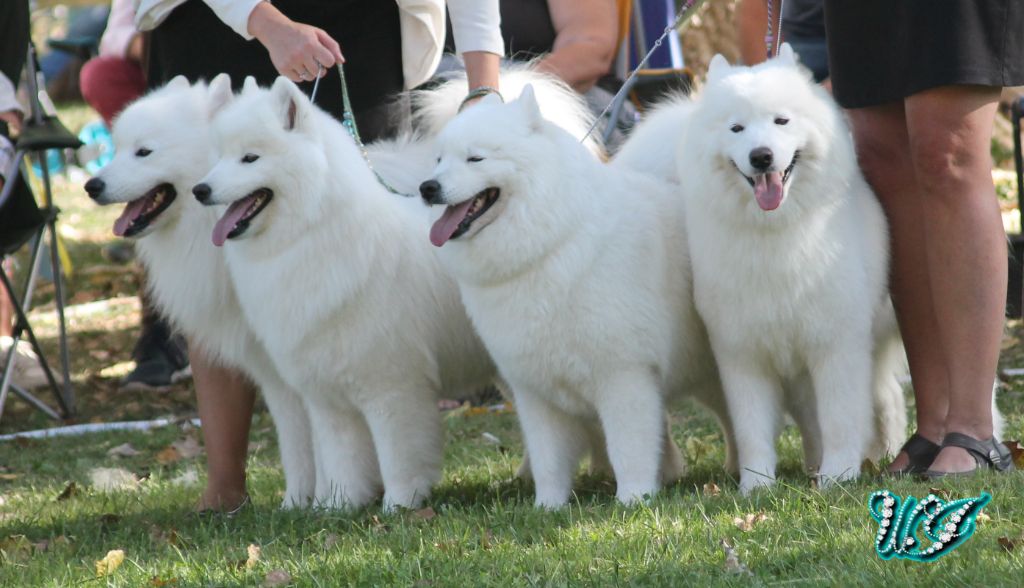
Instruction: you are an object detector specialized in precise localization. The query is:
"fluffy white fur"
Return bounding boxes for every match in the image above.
[421,86,735,507]
[678,46,909,493]
[196,76,492,511]
[87,75,316,507]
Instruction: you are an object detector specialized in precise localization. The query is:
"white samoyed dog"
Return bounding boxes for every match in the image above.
[678,46,910,493]
[420,86,734,507]
[82,75,317,507]
[194,72,595,510]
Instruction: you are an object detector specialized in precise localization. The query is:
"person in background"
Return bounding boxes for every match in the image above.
[736,0,829,87]
[132,0,502,513]
[0,0,49,391]
[439,0,621,144]
[824,1,1020,476]
[80,0,146,126]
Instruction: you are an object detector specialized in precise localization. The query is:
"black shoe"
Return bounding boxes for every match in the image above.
[888,432,942,476]
[120,320,190,392]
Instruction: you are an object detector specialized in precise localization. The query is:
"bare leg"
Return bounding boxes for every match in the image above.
[905,86,1004,472]
[191,344,255,511]
[848,103,948,471]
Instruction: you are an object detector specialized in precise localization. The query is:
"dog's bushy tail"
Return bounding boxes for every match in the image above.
[870,332,910,461]
[411,63,603,156]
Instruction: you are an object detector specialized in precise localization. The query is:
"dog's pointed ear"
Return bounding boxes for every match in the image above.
[776,43,796,66]
[706,54,731,84]
[242,75,259,93]
[207,73,233,118]
[516,84,543,129]
[270,76,309,132]
[167,75,190,91]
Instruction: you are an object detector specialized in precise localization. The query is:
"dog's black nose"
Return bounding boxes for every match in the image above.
[749,147,774,171]
[193,183,212,204]
[419,180,443,205]
[84,177,105,199]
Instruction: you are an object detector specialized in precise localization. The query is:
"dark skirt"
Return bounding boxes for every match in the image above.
[147,0,404,141]
[824,0,1024,109]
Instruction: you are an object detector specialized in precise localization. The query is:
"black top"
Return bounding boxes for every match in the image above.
[782,0,825,40]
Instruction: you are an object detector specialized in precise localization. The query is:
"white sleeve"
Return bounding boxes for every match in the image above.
[0,73,22,116]
[446,0,504,56]
[203,0,267,40]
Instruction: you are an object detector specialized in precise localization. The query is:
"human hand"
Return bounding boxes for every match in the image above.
[247,1,344,83]
[0,110,22,135]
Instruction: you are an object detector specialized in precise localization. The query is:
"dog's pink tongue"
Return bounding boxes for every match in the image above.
[429,200,475,247]
[754,172,784,211]
[212,198,252,247]
[113,199,149,236]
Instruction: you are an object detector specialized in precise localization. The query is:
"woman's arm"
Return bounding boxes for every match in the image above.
[537,0,618,93]
[447,0,504,93]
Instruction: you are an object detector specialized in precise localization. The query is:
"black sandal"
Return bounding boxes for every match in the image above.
[888,432,941,475]
[924,433,1015,479]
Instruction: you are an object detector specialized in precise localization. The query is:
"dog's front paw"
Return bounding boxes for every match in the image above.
[738,472,775,496]
[616,484,658,506]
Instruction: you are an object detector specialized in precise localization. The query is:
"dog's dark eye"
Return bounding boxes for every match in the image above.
[135,148,152,157]
[467,156,484,163]
[730,124,744,133]
[774,117,789,126]
[241,153,260,164]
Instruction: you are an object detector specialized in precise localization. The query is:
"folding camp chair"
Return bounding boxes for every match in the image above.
[0,42,80,422]
[601,0,696,145]
[1008,96,1024,318]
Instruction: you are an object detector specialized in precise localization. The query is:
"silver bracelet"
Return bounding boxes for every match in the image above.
[458,86,503,111]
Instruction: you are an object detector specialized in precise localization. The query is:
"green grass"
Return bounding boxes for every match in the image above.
[0,391,1022,586]
[1,102,1023,587]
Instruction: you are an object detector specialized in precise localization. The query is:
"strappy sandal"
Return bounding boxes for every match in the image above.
[888,432,941,475]
[196,493,251,518]
[924,433,1015,479]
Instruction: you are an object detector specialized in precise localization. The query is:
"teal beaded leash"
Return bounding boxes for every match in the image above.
[309,62,407,197]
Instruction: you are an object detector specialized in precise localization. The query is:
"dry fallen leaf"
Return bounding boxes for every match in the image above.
[262,569,292,587]
[171,468,200,487]
[1003,440,1024,469]
[56,482,79,501]
[89,467,139,492]
[95,549,125,577]
[702,482,721,497]
[0,473,20,482]
[481,432,501,445]
[107,443,141,458]
[720,539,751,576]
[323,533,340,550]
[0,535,34,562]
[155,446,182,465]
[976,511,992,525]
[172,435,203,460]
[998,536,1016,552]
[733,513,770,532]
[149,576,179,587]
[412,507,437,521]
[928,487,951,501]
[246,544,262,570]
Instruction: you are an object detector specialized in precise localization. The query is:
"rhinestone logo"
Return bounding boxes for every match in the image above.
[869,490,991,562]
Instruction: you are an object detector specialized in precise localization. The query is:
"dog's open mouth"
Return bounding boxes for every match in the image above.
[212,188,273,246]
[113,183,177,237]
[735,152,800,211]
[429,187,501,247]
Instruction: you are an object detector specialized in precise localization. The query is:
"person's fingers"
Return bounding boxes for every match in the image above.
[315,29,344,65]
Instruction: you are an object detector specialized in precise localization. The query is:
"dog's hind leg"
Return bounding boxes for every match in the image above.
[811,345,874,488]
[363,388,443,512]
[514,389,588,508]
[594,371,665,505]
[307,397,381,510]
[259,379,316,508]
